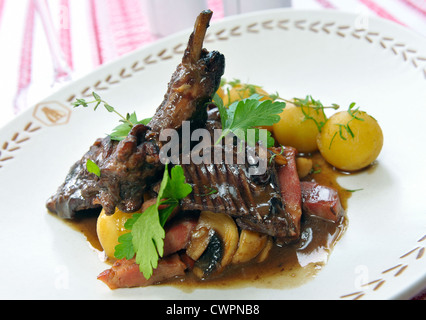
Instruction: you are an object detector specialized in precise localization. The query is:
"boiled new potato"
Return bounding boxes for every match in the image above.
[217,82,271,106]
[273,103,327,153]
[97,208,133,259]
[317,110,383,171]
[226,84,271,105]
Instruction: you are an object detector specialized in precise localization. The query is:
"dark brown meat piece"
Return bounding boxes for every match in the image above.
[96,125,162,215]
[146,10,225,142]
[46,137,111,218]
[46,10,225,219]
[46,125,160,218]
[180,123,299,241]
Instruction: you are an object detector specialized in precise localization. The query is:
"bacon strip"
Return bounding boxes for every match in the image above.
[301,182,344,223]
[98,216,197,289]
[277,147,302,240]
[98,254,186,289]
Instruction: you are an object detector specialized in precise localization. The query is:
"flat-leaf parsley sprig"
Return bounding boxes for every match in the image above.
[213,93,285,148]
[72,92,152,141]
[114,164,192,280]
[218,79,340,138]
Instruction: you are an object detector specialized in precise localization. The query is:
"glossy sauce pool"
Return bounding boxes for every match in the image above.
[62,153,353,290]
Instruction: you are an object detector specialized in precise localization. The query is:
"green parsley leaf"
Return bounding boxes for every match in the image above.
[114,164,192,279]
[86,159,101,177]
[132,205,165,279]
[161,165,193,200]
[109,122,134,141]
[109,114,152,141]
[215,95,285,147]
[114,232,135,260]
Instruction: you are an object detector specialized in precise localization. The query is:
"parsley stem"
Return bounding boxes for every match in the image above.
[215,129,231,145]
[111,108,135,127]
[73,92,136,128]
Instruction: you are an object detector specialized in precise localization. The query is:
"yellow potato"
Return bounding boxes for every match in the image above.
[272,103,327,153]
[227,84,271,105]
[317,110,383,171]
[216,83,271,105]
[96,208,133,259]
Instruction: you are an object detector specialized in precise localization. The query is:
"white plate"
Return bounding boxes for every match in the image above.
[1,9,425,300]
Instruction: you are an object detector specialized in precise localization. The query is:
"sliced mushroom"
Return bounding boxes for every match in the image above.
[256,237,274,263]
[193,232,223,279]
[186,226,213,261]
[232,230,268,265]
[187,211,239,278]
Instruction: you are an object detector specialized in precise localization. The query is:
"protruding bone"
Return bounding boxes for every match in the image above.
[183,10,213,64]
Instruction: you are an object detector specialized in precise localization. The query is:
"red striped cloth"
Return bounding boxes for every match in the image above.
[208,0,225,20]
[400,0,426,17]
[59,0,73,70]
[314,0,337,9]
[313,0,406,25]
[0,0,5,23]
[14,0,35,114]
[89,0,224,65]
[89,0,155,65]
[358,0,405,25]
